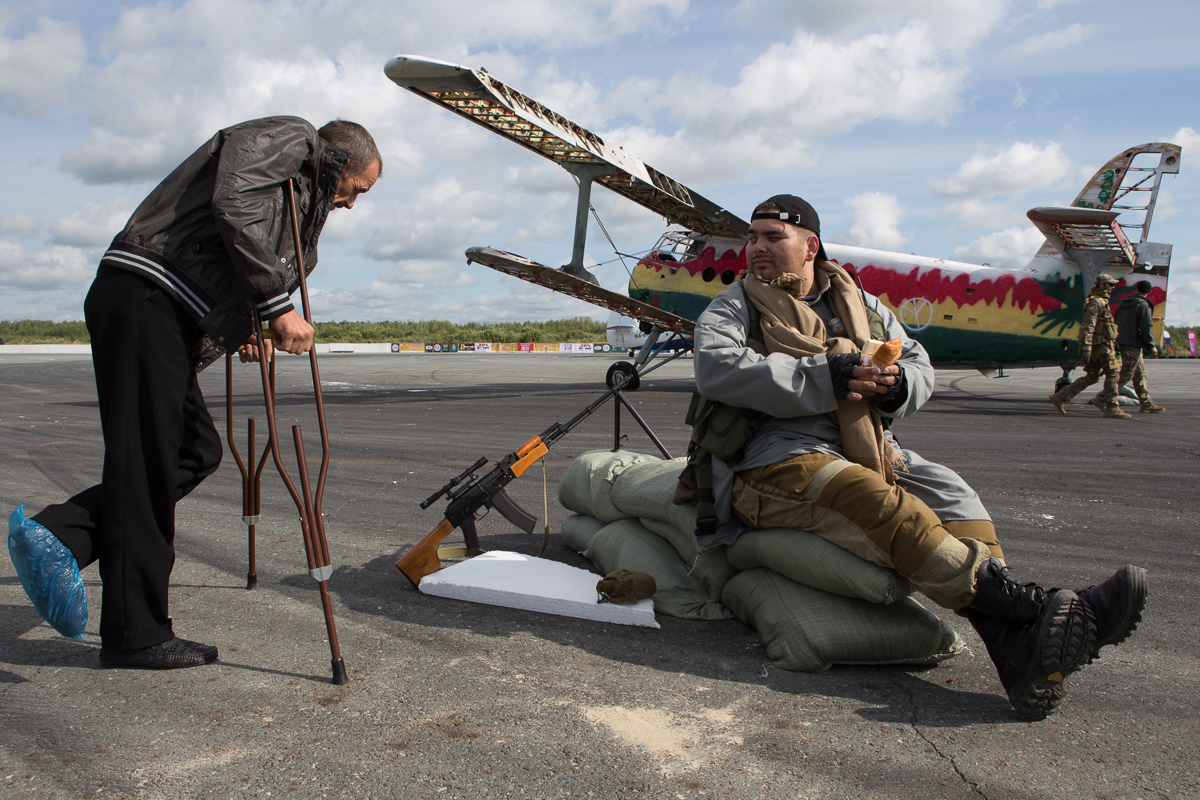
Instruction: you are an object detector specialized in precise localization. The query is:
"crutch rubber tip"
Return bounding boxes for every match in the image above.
[331,658,348,685]
[246,573,257,590]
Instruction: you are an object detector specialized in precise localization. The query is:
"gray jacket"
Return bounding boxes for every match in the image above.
[99,116,349,369]
[693,278,935,543]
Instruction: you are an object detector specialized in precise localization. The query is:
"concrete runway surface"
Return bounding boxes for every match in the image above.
[2,352,1197,800]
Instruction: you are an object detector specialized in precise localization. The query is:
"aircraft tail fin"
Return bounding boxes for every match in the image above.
[1035,143,1181,260]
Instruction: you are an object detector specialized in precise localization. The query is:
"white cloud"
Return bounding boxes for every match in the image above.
[842,192,907,250]
[615,22,971,182]
[932,141,1075,225]
[731,0,1009,47]
[1166,277,1200,325]
[49,199,135,247]
[0,242,93,290]
[0,213,41,238]
[950,226,1047,269]
[1012,82,1026,108]
[1167,126,1199,153]
[1173,254,1200,275]
[933,142,1074,197]
[1005,23,1094,58]
[0,17,86,115]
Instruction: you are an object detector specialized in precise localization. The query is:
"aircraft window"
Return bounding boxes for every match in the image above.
[702,267,716,282]
[721,270,735,285]
[651,231,701,264]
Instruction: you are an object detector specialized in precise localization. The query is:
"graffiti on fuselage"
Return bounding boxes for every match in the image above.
[628,243,1166,365]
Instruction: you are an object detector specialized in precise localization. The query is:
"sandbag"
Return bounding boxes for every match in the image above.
[727,528,912,605]
[638,517,737,602]
[722,568,962,672]
[585,517,731,622]
[558,450,663,523]
[561,514,606,554]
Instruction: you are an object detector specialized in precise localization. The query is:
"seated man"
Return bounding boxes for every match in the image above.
[689,194,1147,721]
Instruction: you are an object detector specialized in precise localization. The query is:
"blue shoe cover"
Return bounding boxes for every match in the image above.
[7,504,87,641]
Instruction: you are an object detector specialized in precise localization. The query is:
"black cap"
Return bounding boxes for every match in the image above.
[751,194,829,261]
[1136,280,1152,293]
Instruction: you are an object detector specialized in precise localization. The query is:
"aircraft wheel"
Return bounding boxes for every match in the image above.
[606,361,640,391]
[1054,376,1071,393]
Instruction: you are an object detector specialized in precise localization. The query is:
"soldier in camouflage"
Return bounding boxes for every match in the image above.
[1115,280,1166,413]
[1049,273,1128,419]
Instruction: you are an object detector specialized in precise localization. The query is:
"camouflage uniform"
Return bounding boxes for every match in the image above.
[1052,283,1122,413]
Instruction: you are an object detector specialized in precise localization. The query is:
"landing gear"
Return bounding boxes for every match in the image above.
[606,361,640,391]
[1054,365,1072,394]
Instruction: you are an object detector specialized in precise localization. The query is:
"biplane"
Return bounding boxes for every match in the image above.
[384,55,1181,391]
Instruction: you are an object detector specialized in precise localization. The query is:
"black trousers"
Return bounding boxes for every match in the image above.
[34,268,222,650]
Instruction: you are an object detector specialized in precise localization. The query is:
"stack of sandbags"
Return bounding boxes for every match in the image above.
[559,450,963,672]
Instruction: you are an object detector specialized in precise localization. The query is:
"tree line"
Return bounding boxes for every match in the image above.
[0,318,608,345]
[3,318,1196,354]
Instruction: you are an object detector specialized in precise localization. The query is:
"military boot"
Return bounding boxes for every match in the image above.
[1103,407,1132,419]
[966,558,1096,721]
[1140,403,1165,413]
[1076,565,1148,663]
[1048,393,1067,415]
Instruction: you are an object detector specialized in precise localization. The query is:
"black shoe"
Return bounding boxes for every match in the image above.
[969,558,1046,627]
[968,590,1095,721]
[1077,565,1148,662]
[99,637,218,669]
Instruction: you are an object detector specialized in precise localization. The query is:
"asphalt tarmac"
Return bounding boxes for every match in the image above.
[2,352,1197,800]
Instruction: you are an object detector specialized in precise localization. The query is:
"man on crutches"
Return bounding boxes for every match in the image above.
[7,117,381,671]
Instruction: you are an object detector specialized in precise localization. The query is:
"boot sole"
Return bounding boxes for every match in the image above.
[1008,591,1096,722]
[1092,565,1148,652]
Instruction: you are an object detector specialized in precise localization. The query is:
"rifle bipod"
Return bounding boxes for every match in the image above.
[225,354,275,590]
[608,376,671,459]
[238,177,346,685]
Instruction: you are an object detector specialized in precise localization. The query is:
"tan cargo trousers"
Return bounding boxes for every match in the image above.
[732,454,1003,610]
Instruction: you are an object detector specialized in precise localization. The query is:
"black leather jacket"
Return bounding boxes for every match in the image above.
[99,117,349,370]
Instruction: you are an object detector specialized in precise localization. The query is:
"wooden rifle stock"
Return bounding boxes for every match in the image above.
[397,518,455,587]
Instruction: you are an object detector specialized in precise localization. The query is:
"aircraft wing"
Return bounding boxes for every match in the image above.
[385,55,748,240]
[465,247,694,336]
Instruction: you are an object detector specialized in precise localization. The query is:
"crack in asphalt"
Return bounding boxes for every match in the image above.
[890,672,991,799]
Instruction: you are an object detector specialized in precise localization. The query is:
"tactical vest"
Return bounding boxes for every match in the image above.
[674,294,887,539]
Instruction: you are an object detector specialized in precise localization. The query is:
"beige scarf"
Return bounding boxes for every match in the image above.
[741,261,901,482]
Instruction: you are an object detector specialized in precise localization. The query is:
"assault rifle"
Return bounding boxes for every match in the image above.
[396,380,670,587]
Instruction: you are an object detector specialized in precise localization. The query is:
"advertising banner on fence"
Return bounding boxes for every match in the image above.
[392,342,424,352]
[424,343,458,353]
[1190,331,1197,357]
[474,342,492,352]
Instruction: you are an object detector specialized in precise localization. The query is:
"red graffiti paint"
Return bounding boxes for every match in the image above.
[847,263,1064,315]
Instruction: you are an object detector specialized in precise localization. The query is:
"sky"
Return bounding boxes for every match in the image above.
[2,0,1198,326]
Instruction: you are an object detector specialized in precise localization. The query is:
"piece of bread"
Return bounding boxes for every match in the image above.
[866,338,903,368]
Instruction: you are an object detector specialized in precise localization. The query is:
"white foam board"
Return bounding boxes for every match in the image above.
[419,551,659,628]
